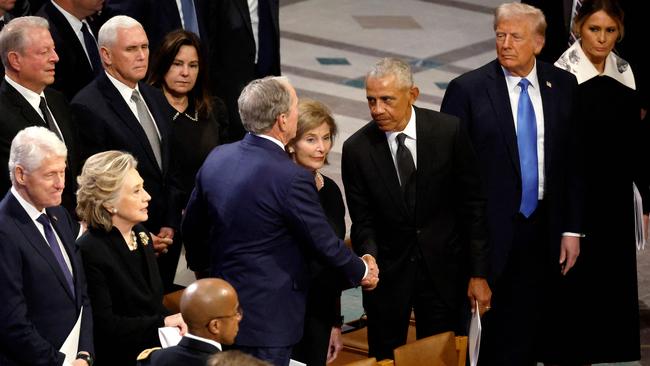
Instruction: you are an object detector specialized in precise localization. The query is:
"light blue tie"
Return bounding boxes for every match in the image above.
[180,0,200,38]
[517,78,538,217]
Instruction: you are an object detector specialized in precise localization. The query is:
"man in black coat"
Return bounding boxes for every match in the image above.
[341,57,491,361]
[138,278,241,366]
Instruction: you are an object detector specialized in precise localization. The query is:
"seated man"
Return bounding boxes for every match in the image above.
[137,278,241,366]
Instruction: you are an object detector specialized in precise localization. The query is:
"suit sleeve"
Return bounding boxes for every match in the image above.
[0,231,66,366]
[341,141,378,259]
[440,78,472,127]
[284,171,366,286]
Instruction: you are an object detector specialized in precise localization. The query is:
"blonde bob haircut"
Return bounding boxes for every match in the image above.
[76,151,138,231]
[286,99,338,165]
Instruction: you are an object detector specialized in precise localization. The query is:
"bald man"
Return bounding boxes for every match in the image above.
[137,279,241,366]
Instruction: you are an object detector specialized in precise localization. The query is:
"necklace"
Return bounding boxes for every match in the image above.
[172,110,199,122]
[127,230,138,251]
[315,171,324,191]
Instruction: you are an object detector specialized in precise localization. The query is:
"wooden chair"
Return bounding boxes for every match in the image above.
[393,331,458,366]
[344,357,378,366]
[455,335,468,366]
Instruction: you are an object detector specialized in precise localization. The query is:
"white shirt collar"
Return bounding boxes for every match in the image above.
[51,1,84,32]
[255,133,286,150]
[183,333,222,351]
[385,106,417,142]
[11,186,47,220]
[501,60,540,94]
[555,41,635,89]
[4,75,45,112]
[105,71,141,102]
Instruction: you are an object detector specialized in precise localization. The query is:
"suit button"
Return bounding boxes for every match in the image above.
[416,229,421,235]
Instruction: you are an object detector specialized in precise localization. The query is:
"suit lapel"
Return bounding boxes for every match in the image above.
[537,62,556,175]
[8,195,76,301]
[235,0,255,40]
[486,60,521,177]
[1,82,48,129]
[414,107,435,221]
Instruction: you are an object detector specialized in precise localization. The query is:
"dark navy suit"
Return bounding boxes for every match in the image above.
[182,134,366,362]
[0,192,93,365]
[138,336,219,366]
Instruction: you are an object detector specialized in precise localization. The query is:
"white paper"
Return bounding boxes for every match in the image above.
[289,359,306,366]
[158,327,182,348]
[60,308,83,365]
[469,302,481,366]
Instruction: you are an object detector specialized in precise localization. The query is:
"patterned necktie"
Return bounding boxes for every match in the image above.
[131,90,162,168]
[180,0,200,37]
[39,97,64,142]
[516,79,538,217]
[568,0,583,45]
[36,214,75,298]
[81,22,102,73]
[396,133,416,213]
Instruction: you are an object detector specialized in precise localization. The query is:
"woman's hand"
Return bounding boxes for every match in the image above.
[164,313,187,336]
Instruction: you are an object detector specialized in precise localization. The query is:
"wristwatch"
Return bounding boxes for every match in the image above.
[76,352,94,366]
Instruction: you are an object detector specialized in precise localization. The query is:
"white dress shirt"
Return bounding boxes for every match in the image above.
[183,333,222,351]
[105,72,162,140]
[248,0,259,63]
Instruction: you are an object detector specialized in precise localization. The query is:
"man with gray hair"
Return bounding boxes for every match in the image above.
[0,126,93,366]
[0,16,80,215]
[71,15,184,292]
[342,57,491,360]
[183,76,379,366]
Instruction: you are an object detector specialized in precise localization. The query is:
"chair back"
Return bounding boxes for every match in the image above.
[393,331,457,366]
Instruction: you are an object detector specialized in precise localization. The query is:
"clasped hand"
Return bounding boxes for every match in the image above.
[361,254,379,290]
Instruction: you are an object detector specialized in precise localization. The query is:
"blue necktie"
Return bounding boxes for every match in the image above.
[180,0,200,38]
[516,79,538,217]
[81,22,102,74]
[36,214,75,298]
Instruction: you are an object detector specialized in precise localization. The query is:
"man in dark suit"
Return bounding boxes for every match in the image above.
[0,126,93,366]
[204,0,280,142]
[341,58,491,361]
[138,278,241,366]
[71,15,183,291]
[35,0,104,101]
[440,3,583,365]
[182,77,378,366]
[0,16,80,215]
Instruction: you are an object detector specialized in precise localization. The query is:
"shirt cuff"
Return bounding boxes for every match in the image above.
[562,232,585,237]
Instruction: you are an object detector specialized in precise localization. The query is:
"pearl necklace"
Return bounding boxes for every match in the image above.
[172,110,199,122]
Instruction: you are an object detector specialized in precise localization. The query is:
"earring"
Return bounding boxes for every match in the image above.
[112,208,117,214]
[288,148,295,154]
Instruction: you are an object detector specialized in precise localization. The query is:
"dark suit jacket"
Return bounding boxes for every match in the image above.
[341,106,488,308]
[204,0,281,141]
[36,2,97,101]
[440,59,583,280]
[182,134,366,347]
[0,81,80,214]
[138,336,220,366]
[78,225,167,366]
[0,192,92,366]
[70,73,182,233]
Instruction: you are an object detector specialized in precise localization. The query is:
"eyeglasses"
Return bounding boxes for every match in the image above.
[214,305,243,320]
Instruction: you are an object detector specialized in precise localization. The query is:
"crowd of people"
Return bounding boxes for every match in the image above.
[0,1,648,366]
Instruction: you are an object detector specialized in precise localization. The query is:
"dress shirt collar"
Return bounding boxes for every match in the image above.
[184,333,222,351]
[51,1,84,31]
[555,41,636,89]
[384,106,417,142]
[501,60,540,94]
[105,71,141,102]
[11,186,47,220]
[4,75,45,112]
[254,133,286,151]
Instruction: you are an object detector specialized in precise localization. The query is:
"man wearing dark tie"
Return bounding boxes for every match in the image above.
[341,58,491,361]
[36,0,104,101]
[71,15,183,292]
[0,126,93,366]
[0,16,80,215]
[440,3,583,365]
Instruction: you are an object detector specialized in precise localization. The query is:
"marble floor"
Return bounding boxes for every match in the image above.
[277,0,649,364]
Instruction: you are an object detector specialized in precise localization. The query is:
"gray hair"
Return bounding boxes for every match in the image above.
[238,76,292,134]
[494,2,547,37]
[9,126,67,185]
[366,58,414,89]
[0,16,49,69]
[98,15,143,48]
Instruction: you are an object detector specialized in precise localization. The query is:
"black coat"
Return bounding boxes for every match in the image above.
[138,336,220,366]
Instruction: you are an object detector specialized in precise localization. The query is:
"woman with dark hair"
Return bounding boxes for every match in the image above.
[540,0,649,364]
[148,29,229,203]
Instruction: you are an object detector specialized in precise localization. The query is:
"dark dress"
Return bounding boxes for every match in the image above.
[169,97,229,204]
[292,174,346,366]
[79,224,168,366]
[540,76,649,364]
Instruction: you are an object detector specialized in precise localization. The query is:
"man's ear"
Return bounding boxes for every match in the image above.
[7,51,21,72]
[14,165,27,185]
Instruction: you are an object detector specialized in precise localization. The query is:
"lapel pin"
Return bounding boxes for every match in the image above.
[51,215,58,222]
[546,81,552,88]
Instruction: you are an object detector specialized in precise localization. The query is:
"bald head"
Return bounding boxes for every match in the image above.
[180,278,241,345]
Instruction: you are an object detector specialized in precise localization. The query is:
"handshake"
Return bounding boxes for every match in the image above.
[361,254,379,290]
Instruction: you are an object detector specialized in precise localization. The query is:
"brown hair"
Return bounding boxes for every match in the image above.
[573,0,625,41]
[147,29,212,118]
[286,99,338,165]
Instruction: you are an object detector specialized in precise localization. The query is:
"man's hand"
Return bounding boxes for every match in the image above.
[326,326,343,363]
[164,313,188,335]
[559,236,580,275]
[467,277,491,317]
[360,254,379,290]
[152,227,175,255]
[71,359,88,366]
